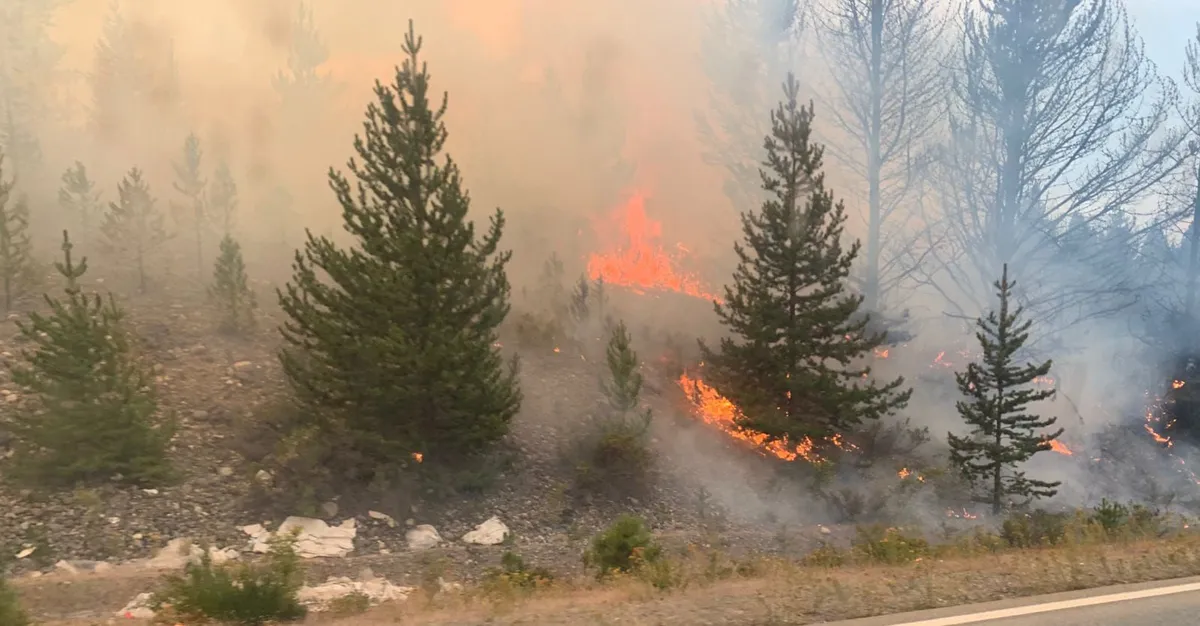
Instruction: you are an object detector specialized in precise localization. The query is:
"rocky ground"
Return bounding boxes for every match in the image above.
[0,270,890,623]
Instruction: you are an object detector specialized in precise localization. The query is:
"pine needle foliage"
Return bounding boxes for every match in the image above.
[0,155,33,312]
[277,21,520,466]
[102,168,169,294]
[699,74,911,452]
[209,234,256,334]
[7,230,172,487]
[948,264,1063,515]
[58,161,103,249]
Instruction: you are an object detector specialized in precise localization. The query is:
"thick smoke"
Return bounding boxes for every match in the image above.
[6,0,1200,522]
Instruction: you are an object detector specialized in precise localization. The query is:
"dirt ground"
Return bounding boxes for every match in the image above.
[20,534,1200,625]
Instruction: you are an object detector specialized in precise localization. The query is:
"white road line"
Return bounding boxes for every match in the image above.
[887,581,1200,625]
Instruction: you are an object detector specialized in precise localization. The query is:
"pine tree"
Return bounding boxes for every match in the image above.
[171,133,208,276]
[698,74,911,452]
[58,161,103,249]
[7,230,172,486]
[948,264,1063,515]
[209,234,256,334]
[102,167,169,293]
[601,320,651,433]
[278,21,521,464]
[209,160,238,237]
[0,155,33,312]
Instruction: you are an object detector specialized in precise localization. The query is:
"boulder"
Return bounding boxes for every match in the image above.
[405,524,441,550]
[244,516,356,558]
[298,575,414,611]
[461,516,509,545]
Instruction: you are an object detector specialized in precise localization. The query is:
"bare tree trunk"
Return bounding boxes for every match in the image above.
[864,0,884,311]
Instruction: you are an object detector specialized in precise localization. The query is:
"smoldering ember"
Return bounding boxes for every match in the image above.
[2,1,1200,625]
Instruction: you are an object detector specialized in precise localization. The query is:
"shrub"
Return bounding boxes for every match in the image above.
[851,525,929,565]
[584,515,662,578]
[0,569,30,626]
[802,544,848,567]
[999,509,1070,548]
[484,551,554,592]
[151,532,307,625]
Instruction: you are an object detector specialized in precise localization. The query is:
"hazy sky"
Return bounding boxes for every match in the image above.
[1127,1,1197,81]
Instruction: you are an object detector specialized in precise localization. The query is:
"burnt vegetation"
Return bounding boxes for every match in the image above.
[5,2,1200,620]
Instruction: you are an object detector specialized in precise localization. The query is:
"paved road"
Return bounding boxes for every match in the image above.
[824,576,1200,625]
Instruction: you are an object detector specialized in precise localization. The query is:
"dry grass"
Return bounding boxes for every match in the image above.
[22,510,1200,625]
[296,531,1200,625]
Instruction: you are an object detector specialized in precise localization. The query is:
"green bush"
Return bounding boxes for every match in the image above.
[151,532,307,625]
[484,551,554,592]
[584,515,662,578]
[1000,509,1069,548]
[0,571,30,626]
[1090,499,1163,538]
[851,525,929,565]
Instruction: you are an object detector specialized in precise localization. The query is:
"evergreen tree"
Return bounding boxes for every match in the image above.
[102,167,169,293]
[58,161,103,248]
[948,264,1063,515]
[209,234,256,334]
[602,320,651,432]
[0,155,33,312]
[170,133,208,275]
[277,21,520,464]
[698,74,911,452]
[209,160,238,237]
[7,230,172,486]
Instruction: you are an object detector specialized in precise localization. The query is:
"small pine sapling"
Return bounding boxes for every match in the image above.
[209,234,257,333]
[948,264,1063,515]
[102,167,170,293]
[0,157,34,311]
[58,161,103,249]
[7,230,173,486]
[601,319,651,434]
[171,133,209,275]
[209,161,238,237]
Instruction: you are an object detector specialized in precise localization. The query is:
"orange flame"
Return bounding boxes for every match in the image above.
[411,452,423,463]
[676,372,860,462]
[587,192,721,302]
[1174,379,1186,390]
[1048,439,1072,455]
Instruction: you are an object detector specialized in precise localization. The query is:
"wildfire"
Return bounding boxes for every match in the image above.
[874,347,890,359]
[946,508,979,520]
[587,192,721,302]
[411,452,423,463]
[677,373,858,462]
[1048,439,1072,455]
[1174,379,1186,390]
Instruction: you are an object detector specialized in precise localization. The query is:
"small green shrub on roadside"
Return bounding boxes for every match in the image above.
[584,515,662,578]
[1089,499,1163,538]
[0,567,30,626]
[327,592,371,617]
[151,531,306,625]
[484,551,554,591]
[802,544,848,567]
[1000,509,1069,548]
[851,525,929,565]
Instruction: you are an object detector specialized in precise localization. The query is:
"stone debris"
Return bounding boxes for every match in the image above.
[297,575,414,611]
[116,592,156,619]
[461,516,509,545]
[405,524,441,550]
[243,516,356,558]
[368,510,398,527]
[144,537,240,570]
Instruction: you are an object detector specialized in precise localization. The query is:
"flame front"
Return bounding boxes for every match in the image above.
[588,192,721,302]
[677,373,861,462]
[1048,439,1072,455]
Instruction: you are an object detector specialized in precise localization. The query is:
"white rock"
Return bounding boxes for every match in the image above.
[818,525,832,535]
[117,592,156,619]
[144,538,239,570]
[248,516,356,558]
[368,510,398,528]
[15,547,35,559]
[297,576,413,611]
[53,560,79,575]
[461,516,509,545]
[405,524,441,550]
